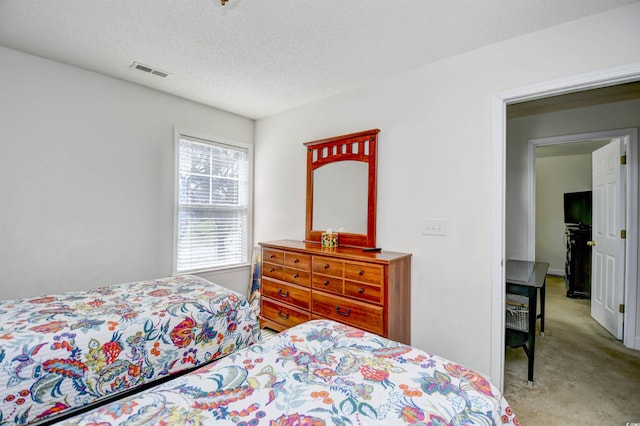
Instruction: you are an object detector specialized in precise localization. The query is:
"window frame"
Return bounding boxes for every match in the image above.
[172,128,253,275]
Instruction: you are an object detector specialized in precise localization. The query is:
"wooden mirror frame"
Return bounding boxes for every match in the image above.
[304,129,379,248]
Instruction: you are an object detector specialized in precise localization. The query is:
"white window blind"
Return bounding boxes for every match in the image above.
[175,135,249,273]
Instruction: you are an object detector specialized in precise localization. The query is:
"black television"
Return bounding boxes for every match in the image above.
[564,191,592,227]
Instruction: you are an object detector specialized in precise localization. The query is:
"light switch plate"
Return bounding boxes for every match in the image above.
[423,218,447,236]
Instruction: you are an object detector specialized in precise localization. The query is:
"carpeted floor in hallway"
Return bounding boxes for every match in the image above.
[504,275,640,425]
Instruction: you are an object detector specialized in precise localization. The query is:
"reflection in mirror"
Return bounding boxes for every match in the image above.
[313,161,368,234]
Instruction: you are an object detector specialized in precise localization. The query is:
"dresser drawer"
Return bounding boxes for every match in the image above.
[263,248,284,265]
[313,256,344,278]
[263,262,284,280]
[262,278,310,310]
[283,267,311,287]
[344,262,383,285]
[344,280,382,304]
[259,240,411,344]
[312,291,383,335]
[285,253,311,270]
[312,274,344,295]
[261,297,310,328]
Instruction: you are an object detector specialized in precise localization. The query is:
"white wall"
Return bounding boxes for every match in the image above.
[535,154,593,274]
[0,46,255,299]
[254,3,640,377]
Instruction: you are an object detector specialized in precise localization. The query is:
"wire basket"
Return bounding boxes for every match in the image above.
[506,294,529,332]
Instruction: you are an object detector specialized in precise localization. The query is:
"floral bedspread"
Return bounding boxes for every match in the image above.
[0,275,260,425]
[62,319,518,425]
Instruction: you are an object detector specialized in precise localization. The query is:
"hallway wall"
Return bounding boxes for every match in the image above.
[535,153,593,274]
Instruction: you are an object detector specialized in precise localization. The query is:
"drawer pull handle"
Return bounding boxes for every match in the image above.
[323,280,330,286]
[294,259,299,263]
[358,288,364,294]
[323,264,330,269]
[277,310,289,320]
[270,254,275,258]
[358,270,364,276]
[293,273,299,278]
[335,306,351,317]
[269,268,275,273]
[278,289,289,298]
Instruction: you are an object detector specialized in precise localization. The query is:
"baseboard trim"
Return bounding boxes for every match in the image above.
[548,268,564,277]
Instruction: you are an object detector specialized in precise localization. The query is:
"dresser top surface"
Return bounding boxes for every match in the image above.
[259,240,411,263]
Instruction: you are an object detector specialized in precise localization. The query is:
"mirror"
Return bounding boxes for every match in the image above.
[313,161,368,234]
[304,129,379,248]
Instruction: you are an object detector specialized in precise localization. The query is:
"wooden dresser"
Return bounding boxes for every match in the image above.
[259,239,411,344]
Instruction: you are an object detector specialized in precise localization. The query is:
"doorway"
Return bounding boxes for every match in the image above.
[490,64,640,390]
[529,130,636,339]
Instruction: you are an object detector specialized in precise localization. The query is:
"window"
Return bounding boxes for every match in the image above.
[174,132,251,273]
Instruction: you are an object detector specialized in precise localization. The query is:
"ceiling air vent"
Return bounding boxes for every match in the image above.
[130,62,170,78]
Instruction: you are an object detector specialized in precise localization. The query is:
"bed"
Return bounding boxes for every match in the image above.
[60,319,518,425]
[0,275,260,425]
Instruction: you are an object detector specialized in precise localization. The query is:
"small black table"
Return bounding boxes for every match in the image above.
[505,259,549,386]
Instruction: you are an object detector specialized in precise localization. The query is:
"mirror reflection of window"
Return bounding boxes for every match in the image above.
[313,160,368,234]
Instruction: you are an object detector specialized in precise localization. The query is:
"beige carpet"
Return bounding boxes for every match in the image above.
[504,275,640,425]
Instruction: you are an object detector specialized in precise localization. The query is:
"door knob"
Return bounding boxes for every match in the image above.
[587,240,596,246]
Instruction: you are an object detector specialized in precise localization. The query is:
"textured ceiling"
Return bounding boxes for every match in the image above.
[0,0,638,119]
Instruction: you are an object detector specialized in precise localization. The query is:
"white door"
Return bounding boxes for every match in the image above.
[591,137,626,339]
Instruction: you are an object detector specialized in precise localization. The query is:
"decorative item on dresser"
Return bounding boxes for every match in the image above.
[259,240,412,344]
